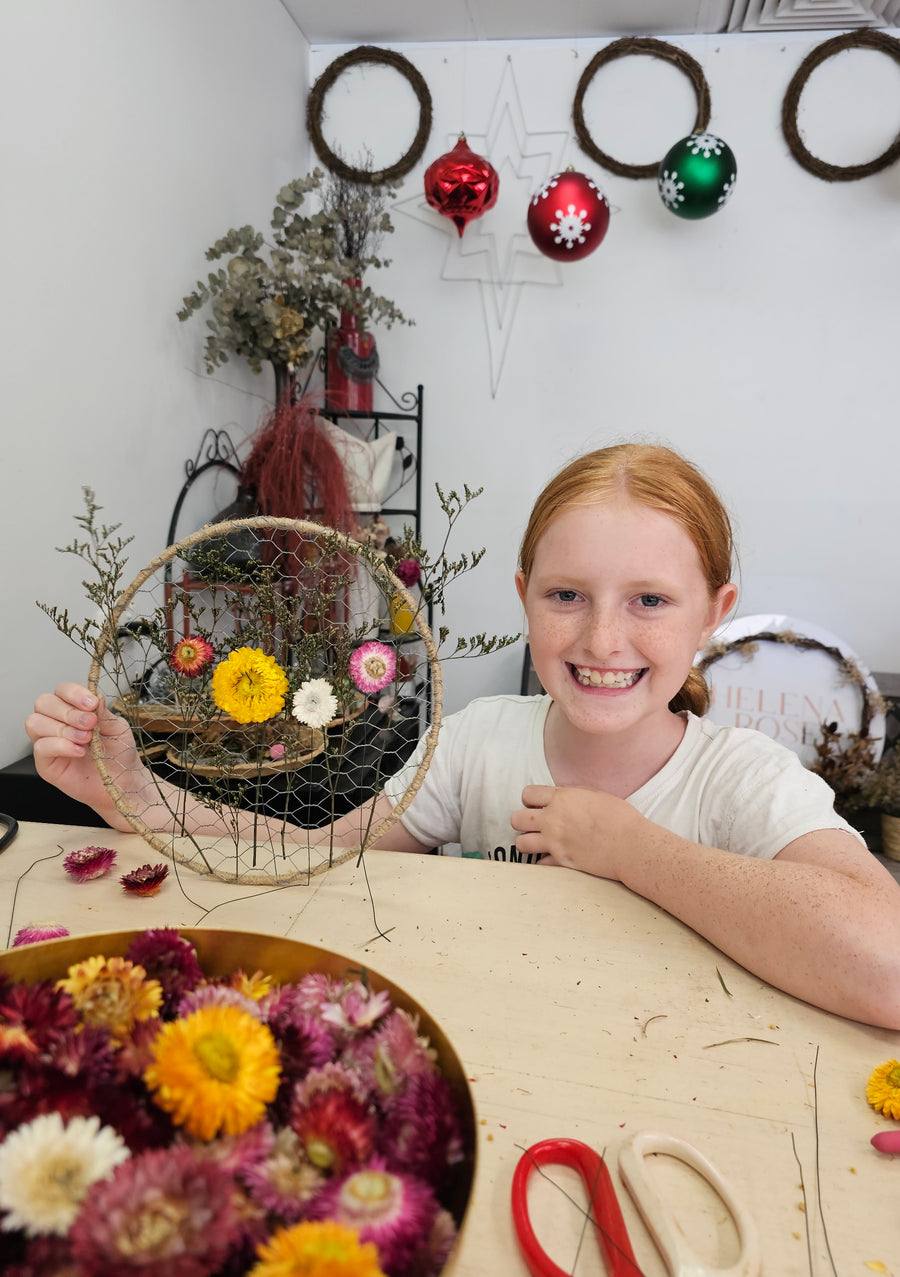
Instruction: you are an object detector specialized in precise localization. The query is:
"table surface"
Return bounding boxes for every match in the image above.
[2,821,899,1275]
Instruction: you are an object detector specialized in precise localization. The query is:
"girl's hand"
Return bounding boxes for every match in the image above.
[511,784,645,879]
[26,683,150,832]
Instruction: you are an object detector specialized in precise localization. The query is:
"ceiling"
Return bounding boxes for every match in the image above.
[281,0,900,45]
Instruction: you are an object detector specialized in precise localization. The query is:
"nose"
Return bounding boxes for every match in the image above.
[580,604,625,660]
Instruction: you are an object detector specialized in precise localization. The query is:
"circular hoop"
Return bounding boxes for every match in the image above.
[572,37,711,179]
[782,30,900,181]
[88,516,443,885]
[306,45,433,184]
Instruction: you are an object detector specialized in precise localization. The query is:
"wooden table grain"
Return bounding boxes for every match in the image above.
[2,821,898,1275]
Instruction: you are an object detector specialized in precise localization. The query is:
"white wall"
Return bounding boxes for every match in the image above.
[1,1,311,765]
[4,22,899,766]
[310,34,900,717]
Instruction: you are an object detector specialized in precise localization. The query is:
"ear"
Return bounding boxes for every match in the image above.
[514,569,528,608]
[701,582,738,646]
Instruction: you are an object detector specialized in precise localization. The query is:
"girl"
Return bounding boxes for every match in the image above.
[28,444,900,1027]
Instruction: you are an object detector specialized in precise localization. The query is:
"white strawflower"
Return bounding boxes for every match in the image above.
[0,1112,130,1236]
[292,678,338,729]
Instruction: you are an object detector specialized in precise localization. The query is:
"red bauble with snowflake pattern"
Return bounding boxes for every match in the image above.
[526,168,610,262]
[424,134,499,238]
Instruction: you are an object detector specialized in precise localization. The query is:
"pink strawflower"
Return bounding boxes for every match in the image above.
[63,846,117,882]
[320,981,392,1039]
[408,1207,458,1277]
[347,1009,438,1102]
[241,1126,324,1223]
[380,1070,465,1190]
[178,982,263,1019]
[69,1145,236,1276]
[269,741,286,760]
[120,863,169,896]
[127,929,204,1017]
[292,1062,368,1110]
[394,558,422,587]
[12,924,70,947]
[308,1160,438,1275]
[169,635,215,677]
[350,641,397,694]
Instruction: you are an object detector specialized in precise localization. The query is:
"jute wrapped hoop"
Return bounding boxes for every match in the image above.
[88,516,442,885]
[782,30,900,181]
[307,45,433,184]
[573,37,711,178]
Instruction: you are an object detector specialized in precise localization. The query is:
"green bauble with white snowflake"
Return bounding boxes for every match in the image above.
[658,133,737,220]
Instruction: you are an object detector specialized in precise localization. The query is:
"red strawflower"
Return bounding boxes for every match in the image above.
[170,635,215,677]
[120,863,169,896]
[69,1145,236,1276]
[289,1088,376,1175]
[63,845,117,882]
[127,929,204,1016]
[394,558,422,587]
[0,981,78,1050]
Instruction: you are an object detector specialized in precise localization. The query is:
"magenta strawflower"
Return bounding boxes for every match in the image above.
[12,924,70,947]
[350,641,396,694]
[126,929,203,1016]
[380,1070,465,1189]
[308,1161,439,1275]
[394,558,422,587]
[241,1126,324,1223]
[120,863,169,896]
[348,1009,438,1102]
[69,1145,236,1276]
[63,846,117,882]
[321,981,391,1038]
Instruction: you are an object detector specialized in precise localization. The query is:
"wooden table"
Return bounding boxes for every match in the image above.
[2,821,899,1275]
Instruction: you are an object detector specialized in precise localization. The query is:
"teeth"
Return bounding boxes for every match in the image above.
[573,666,642,688]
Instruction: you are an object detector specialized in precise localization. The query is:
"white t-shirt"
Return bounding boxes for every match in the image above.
[383,694,863,864]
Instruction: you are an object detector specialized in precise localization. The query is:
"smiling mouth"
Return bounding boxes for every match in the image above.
[571,665,646,689]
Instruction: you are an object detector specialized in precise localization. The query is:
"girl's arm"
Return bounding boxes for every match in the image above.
[511,784,900,1029]
[27,683,429,852]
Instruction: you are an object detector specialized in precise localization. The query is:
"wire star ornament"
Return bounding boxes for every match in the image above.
[396,57,571,396]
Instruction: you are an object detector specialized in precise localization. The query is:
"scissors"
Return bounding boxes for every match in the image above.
[512,1130,760,1277]
[0,813,18,855]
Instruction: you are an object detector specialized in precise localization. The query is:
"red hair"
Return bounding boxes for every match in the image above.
[518,444,735,715]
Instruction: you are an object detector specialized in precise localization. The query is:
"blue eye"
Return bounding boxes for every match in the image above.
[639,594,662,608]
[554,590,580,603]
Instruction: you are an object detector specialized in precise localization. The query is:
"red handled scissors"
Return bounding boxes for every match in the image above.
[512,1131,761,1277]
[511,1137,642,1277]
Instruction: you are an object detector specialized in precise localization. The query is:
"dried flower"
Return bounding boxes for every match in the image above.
[0,1112,129,1237]
[211,646,289,724]
[867,1059,900,1119]
[126,929,204,1017]
[12,924,70,947]
[144,1004,281,1141]
[248,1219,386,1277]
[290,1088,376,1174]
[120,862,169,896]
[350,642,396,695]
[292,678,339,729]
[69,1144,237,1276]
[63,845,117,882]
[394,558,421,587]
[309,1164,438,1275]
[170,635,215,677]
[56,955,162,1043]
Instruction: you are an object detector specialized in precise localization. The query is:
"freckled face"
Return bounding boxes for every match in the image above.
[516,500,736,742]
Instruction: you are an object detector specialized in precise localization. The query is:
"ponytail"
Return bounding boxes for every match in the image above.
[669,666,710,717]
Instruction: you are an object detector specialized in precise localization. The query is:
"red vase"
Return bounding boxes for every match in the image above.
[326,280,379,413]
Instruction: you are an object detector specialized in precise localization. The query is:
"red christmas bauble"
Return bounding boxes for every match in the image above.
[424,134,499,237]
[526,169,610,262]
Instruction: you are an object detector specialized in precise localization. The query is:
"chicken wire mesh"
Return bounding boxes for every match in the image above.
[85,516,441,886]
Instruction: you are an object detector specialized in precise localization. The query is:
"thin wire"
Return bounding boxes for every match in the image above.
[790,1131,814,1277]
[812,1044,838,1276]
[4,845,68,947]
